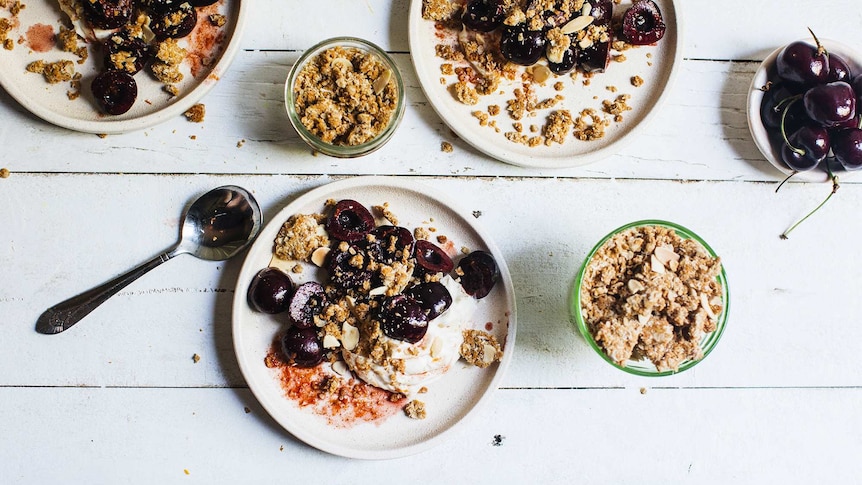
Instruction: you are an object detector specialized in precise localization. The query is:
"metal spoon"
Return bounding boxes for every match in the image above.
[35,185,263,335]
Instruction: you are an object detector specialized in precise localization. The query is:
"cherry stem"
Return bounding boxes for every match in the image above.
[780,167,840,239]
[807,27,829,66]
[779,96,805,156]
[775,171,797,193]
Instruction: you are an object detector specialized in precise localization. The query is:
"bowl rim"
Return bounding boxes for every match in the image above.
[746,38,862,183]
[571,219,730,377]
[284,36,406,158]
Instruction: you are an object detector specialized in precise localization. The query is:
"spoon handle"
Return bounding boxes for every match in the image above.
[35,250,180,334]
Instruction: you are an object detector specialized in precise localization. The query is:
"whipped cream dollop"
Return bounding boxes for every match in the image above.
[341,276,478,394]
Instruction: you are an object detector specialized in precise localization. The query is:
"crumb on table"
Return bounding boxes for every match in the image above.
[184,104,206,122]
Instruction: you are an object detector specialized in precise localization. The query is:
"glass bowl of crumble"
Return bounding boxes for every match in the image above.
[284,37,406,158]
[571,220,729,376]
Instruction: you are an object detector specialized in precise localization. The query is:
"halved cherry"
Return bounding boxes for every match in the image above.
[83,0,135,30]
[378,294,428,343]
[404,281,452,320]
[326,199,375,242]
[288,281,327,329]
[457,250,499,299]
[280,326,324,367]
[91,70,138,115]
[414,240,454,275]
[151,3,198,40]
[103,31,152,75]
[326,244,372,290]
[365,225,414,264]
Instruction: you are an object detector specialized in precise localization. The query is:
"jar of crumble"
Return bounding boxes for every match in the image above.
[285,37,405,158]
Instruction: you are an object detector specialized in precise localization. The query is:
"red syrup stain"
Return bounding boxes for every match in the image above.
[26,23,54,52]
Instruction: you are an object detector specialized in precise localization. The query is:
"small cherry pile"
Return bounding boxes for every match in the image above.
[247,199,500,367]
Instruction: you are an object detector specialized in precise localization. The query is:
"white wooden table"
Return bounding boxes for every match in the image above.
[2,0,861,482]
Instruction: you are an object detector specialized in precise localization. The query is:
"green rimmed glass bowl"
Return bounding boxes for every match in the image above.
[571,220,730,376]
[284,37,405,158]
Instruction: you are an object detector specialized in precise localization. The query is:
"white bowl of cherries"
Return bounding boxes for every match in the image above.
[747,30,862,183]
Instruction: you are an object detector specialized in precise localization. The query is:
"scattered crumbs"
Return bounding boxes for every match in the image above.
[372,202,399,225]
[488,104,500,116]
[164,84,180,97]
[291,263,303,274]
[640,387,647,395]
[189,135,197,140]
[244,406,251,414]
[184,469,190,476]
[492,434,504,446]
[184,104,205,122]
[553,81,565,91]
[418,386,428,394]
[0,168,9,179]
[209,13,226,26]
[472,210,482,218]
[192,353,200,363]
[461,246,470,254]
[441,141,453,153]
[631,75,644,87]
[436,235,448,244]
[440,63,453,75]
[236,139,246,148]
[404,400,427,420]
[279,445,284,451]
[646,52,653,58]
[606,85,617,93]
[97,133,107,138]
[613,54,627,63]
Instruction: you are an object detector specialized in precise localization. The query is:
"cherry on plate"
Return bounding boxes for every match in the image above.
[281,326,324,367]
[326,199,376,242]
[403,281,452,320]
[288,281,327,329]
[247,267,295,314]
[91,70,138,115]
[378,294,428,343]
[621,0,665,45]
[457,250,499,299]
[414,240,454,275]
[461,0,506,32]
[326,244,372,290]
[83,0,135,30]
[104,32,152,75]
[366,225,414,264]
[151,3,198,40]
[500,25,546,66]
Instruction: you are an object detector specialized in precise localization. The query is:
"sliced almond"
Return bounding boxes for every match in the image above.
[368,285,388,297]
[430,336,443,358]
[323,334,341,349]
[330,57,352,71]
[341,322,359,351]
[578,37,594,49]
[581,2,592,16]
[314,316,326,328]
[560,15,594,35]
[482,344,498,364]
[332,360,352,379]
[627,279,645,293]
[701,293,717,320]
[311,246,330,267]
[373,69,391,95]
[668,259,679,272]
[650,254,666,274]
[637,313,651,325]
[531,64,551,83]
[653,245,678,266]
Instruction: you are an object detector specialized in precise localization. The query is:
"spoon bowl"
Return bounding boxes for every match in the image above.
[35,185,262,335]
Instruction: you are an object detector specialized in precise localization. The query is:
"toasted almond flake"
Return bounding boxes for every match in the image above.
[531,64,551,83]
[581,2,592,16]
[627,279,645,293]
[430,336,443,358]
[311,246,330,267]
[368,285,388,296]
[701,293,717,320]
[323,334,341,349]
[654,245,679,266]
[482,344,497,364]
[333,360,352,379]
[373,69,391,95]
[330,57,352,70]
[341,322,359,351]
[561,15,594,35]
[578,37,594,49]
[650,254,665,274]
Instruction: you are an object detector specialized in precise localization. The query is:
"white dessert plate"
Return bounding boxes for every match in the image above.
[407,0,682,168]
[0,0,246,134]
[747,38,861,182]
[232,176,517,459]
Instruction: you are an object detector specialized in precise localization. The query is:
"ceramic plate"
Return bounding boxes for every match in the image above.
[747,39,861,182]
[232,177,516,459]
[407,0,682,168]
[0,0,246,134]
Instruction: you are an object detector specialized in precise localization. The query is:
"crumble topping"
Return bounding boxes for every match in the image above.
[292,45,398,146]
[404,399,427,419]
[273,213,328,261]
[26,59,75,83]
[441,141,454,152]
[184,103,205,122]
[460,329,503,368]
[580,225,723,372]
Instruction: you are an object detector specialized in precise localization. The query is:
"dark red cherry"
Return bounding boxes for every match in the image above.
[501,25,546,66]
[803,81,856,127]
[587,0,614,25]
[151,3,198,40]
[378,295,428,343]
[780,125,830,171]
[827,53,852,83]
[288,281,327,329]
[82,0,135,30]
[247,267,295,314]
[326,199,375,242]
[414,240,454,275]
[91,70,137,115]
[403,282,452,320]
[280,326,324,367]
[578,37,612,73]
[366,225,414,264]
[621,0,664,45]
[776,40,829,86]
[548,43,578,75]
[188,0,218,6]
[461,0,505,32]
[832,128,862,170]
[103,32,151,75]
[326,244,372,290]
[852,75,862,105]
[457,250,499,299]
[759,84,805,130]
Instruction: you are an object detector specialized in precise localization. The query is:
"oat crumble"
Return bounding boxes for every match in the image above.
[460,329,503,368]
[580,225,723,372]
[184,104,205,122]
[404,399,427,420]
[441,141,454,153]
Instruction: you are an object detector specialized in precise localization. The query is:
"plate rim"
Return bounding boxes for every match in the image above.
[406,0,684,169]
[231,176,518,460]
[0,0,248,134]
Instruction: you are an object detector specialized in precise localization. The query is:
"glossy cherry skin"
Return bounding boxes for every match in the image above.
[403,281,452,320]
[832,128,862,170]
[326,199,375,242]
[83,0,135,30]
[501,25,546,66]
[247,267,295,314]
[91,70,138,115]
[826,53,853,83]
[457,250,499,299]
[760,85,806,131]
[461,0,506,32]
[414,240,454,275]
[621,0,665,45]
[378,295,429,343]
[776,41,830,86]
[803,81,856,127]
[288,281,327,329]
[780,125,830,171]
[280,327,324,367]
